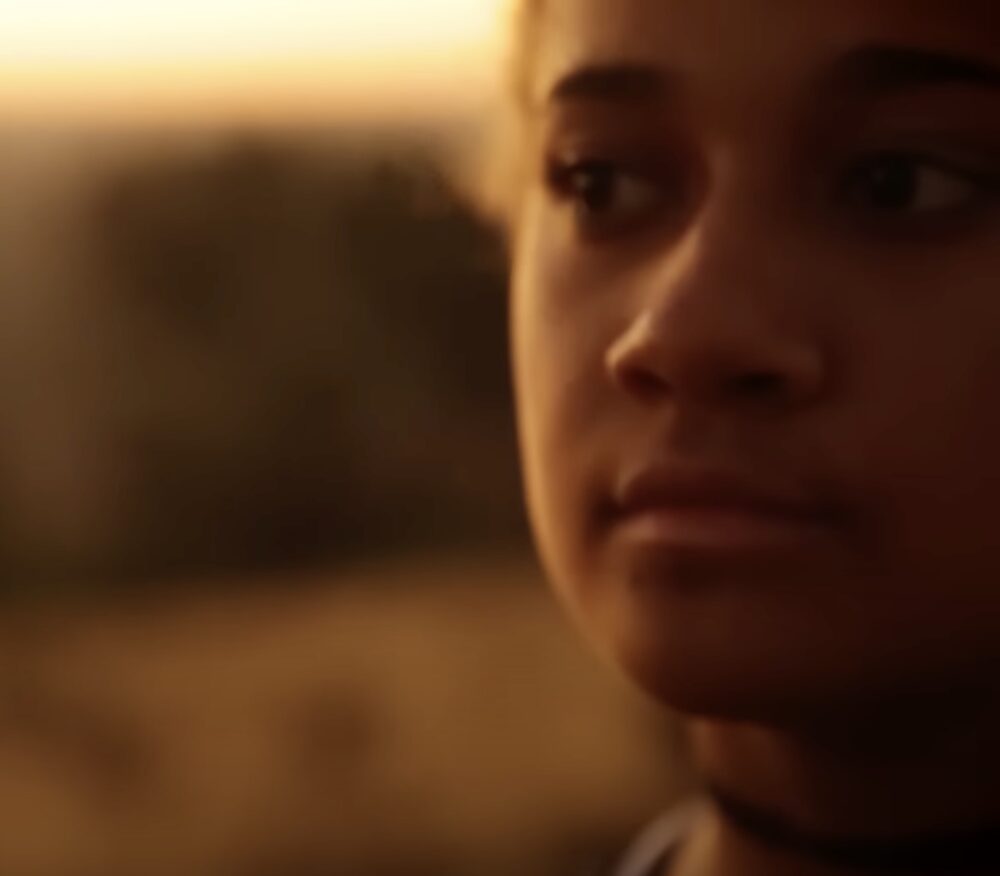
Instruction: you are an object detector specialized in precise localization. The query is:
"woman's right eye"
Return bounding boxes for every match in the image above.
[544,156,665,238]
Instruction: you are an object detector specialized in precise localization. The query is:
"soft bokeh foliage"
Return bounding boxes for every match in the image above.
[0,127,524,588]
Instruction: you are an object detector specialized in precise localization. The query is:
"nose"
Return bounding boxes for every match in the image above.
[605,217,827,411]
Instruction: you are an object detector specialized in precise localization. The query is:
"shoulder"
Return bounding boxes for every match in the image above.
[610,800,706,876]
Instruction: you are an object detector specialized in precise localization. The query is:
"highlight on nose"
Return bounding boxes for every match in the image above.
[604,307,826,409]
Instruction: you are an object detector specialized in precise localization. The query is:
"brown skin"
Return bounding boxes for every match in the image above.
[508,1,1000,874]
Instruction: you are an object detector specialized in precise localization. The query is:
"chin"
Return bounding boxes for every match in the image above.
[603,602,988,731]
[565,561,902,726]
[609,630,819,722]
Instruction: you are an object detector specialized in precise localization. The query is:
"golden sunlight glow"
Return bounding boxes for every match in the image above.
[0,0,507,123]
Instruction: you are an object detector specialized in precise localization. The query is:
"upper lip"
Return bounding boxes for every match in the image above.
[613,464,835,523]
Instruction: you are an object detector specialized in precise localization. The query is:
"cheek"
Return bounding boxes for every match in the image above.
[510,206,624,592]
[832,257,1000,580]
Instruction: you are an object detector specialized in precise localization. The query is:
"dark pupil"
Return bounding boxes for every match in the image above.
[860,156,919,211]
[573,164,616,212]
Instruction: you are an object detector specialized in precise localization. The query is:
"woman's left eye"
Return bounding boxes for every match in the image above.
[839,152,996,218]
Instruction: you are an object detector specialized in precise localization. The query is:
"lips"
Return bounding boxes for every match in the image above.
[609,465,840,555]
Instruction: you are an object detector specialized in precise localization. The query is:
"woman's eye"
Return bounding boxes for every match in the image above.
[545,157,664,235]
[840,152,994,218]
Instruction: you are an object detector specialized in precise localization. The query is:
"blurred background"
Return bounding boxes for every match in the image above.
[0,3,687,874]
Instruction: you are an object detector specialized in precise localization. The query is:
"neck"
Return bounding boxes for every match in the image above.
[670,702,1000,876]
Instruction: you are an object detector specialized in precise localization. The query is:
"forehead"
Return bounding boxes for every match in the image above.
[532,0,999,106]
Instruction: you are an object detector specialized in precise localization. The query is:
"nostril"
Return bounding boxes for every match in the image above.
[726,370,785,399]
[622,368,672,403]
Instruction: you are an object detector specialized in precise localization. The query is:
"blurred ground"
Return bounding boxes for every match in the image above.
[0,551,685,876]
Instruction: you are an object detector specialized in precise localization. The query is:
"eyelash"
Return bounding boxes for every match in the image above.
[542,148,1000,242]
[544,153,678,239]
[835,150,999,228]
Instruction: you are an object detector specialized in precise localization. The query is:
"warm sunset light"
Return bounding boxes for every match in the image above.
[0,0,507,124]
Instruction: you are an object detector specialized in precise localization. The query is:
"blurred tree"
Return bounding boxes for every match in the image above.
[68,133,526,584]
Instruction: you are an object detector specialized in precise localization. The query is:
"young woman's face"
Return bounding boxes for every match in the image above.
[510,0,1000,721]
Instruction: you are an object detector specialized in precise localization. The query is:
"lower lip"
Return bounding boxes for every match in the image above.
[615,507,833,554]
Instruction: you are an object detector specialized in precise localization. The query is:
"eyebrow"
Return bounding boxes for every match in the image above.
[541,45,1000,112]
[824,44,1000,95]
[545,63,671,106]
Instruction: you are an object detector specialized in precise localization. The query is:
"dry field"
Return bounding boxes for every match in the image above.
[0,552,686,876]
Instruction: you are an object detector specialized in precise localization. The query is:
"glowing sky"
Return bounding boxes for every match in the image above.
[0,0,506,123]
